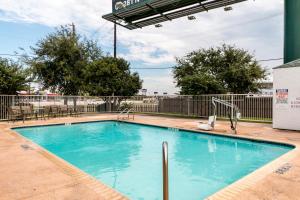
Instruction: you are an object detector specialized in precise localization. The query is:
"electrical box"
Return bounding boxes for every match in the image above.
[273,59,300,130]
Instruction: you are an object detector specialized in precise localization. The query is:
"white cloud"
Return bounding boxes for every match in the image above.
[0,0,284,62]
[142,74,179,95]
[0,0,285,93]
[0,0,109,26]
[118,43,174,65]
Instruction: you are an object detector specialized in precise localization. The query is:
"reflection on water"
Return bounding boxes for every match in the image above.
[16,122,292,200]
[208,139,217,153]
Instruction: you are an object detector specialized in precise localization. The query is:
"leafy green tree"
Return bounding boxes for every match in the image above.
[28,25,103,95]
[173,44,267,95]
[0,58,29,94]
[83,57,142,96]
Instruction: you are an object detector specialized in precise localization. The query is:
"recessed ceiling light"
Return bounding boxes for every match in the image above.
[187,16,196,20]
[224,6,233,11]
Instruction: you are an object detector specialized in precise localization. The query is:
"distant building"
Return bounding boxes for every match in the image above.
[140,89,147,96]
[259,82,273,95]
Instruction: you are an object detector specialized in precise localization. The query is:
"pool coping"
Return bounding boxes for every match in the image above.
[8,118,299,200]
[7,121,129,200]
[12,119,296,148]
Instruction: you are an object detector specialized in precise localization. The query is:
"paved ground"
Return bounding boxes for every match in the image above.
[0,114,299,200]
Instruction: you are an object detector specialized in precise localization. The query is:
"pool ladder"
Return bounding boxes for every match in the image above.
[162,141,169,200]
[117,108,135,120]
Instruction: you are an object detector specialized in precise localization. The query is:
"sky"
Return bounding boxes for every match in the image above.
[0,0,284,95]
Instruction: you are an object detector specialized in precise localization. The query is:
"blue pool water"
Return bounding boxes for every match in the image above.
[15,121,292,200]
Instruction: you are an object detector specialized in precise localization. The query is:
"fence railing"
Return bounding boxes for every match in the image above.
[0,94,273,122]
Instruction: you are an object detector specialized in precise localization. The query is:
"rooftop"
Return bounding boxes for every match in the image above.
[274,59,300,69]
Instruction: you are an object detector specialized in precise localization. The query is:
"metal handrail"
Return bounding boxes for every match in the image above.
[119,108,129,114]
[117,108,135,120]
[117,108,128,119]
[126,108,135,120]
[212,97,241,134]
[162,141,169,200]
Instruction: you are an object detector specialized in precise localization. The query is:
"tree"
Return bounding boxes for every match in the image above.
[83,57,142,96]
[28,25,103,95]
[173,44,267,95]
[0,58,29,94]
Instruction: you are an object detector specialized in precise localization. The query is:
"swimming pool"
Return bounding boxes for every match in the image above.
[14,121,292,200]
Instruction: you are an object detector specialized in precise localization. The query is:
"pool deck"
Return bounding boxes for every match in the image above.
[0,114,300,200]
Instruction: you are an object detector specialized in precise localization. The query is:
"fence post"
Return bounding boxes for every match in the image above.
[156,96,159,113]
[187,96,190,116]
[12,95,15,106]
[108,97,110,112]
[231,95,234,119]
[84,97,87,113]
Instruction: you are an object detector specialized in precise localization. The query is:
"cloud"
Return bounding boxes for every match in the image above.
[142,73,179,95]
[118,43,174,65]
[0,0,284,63]
[0,0,109,26]
[0,0,285,93]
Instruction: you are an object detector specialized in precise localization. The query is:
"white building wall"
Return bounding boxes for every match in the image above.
[273,67,300,130]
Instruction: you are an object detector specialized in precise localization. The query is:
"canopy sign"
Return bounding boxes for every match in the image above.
[112,0,149,12]
[104,0,247,30]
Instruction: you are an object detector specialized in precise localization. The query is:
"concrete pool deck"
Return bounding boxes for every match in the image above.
[0,114,299,200]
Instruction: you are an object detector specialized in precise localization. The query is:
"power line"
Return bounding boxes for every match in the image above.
[90,20,110,39]
[130,58,284,70]
[131,66,174,69]
[0,53,34,58]
[257,58,283,62]
[0,53,283,69]
[1,53,283,62]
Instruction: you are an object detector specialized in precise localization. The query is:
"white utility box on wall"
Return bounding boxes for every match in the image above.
[273,59,300,130]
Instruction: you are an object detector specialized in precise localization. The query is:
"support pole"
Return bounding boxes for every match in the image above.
[284,0,300,63]
[114,23,117,58]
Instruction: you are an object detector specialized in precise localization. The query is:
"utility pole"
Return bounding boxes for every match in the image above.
[114,23,117,58]
[71,23,75,35]
[70,22,76,37]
